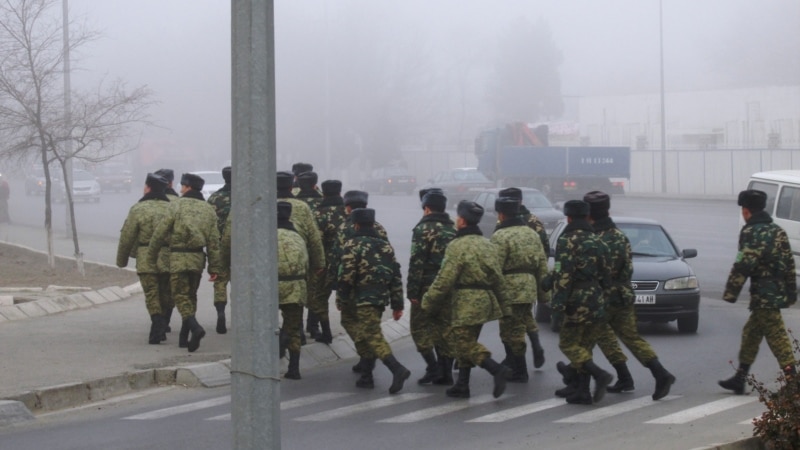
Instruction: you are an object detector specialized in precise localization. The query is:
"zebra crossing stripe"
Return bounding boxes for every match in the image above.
[466,398,564,423]
[555,395,681,423]
[294,393,433,422]
[281,392,355,410]
[739,417,756,426]
[207,413,230,421]
[123,396,231,420]
[377,394,496,423]
[645,396,758,424]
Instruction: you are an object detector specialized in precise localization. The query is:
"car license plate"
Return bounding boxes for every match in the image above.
[635,294,656,304]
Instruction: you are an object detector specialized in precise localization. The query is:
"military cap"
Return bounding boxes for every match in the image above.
[495,196,520,216]
[351,208,375,225]
[583,190,610,220]
[277,171,294,190]
[422,190,447,212]
[321,180,342,196]
[277,201,292,221]
[297,171,318,189]
[145,173,168,192]
[222,166,232,184]
[291,162,313,176]
[154,168,174,183]
[498,187,523,201]
[419,187,437,202]
[563,199,590,218]
[737,189,767,212]
[457,200,484,225]
[343,190,368,208]
[181,173,205,191]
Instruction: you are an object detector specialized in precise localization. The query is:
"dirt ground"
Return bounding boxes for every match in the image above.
[0,242,140,289]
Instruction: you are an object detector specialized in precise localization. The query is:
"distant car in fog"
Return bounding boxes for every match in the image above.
[191,170,227,198]
[93,165,133,193]
[361,167,416,195]
[471,187,563,236]
[25,166,48,195]
[420,167,494,206]
[54,169,101,203]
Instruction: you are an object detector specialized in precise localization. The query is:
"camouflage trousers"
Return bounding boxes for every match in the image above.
[410,301,450,355]
[523,301,539,334]
[345,306,393,361]
[559,321,606,372]
[596,304,657,366]
[308,272,330,322]
[213,271,229,307]
[139,273,172,316]
[280,303,303,353]
[170,271,202,320]
[500,304,530,356]
[446,325,490,369]
[739,308,796,367]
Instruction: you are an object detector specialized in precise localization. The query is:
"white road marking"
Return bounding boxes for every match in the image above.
[466,398,564,423]
[555,395,681,423]
[645,396,758,424]
[123,396,231,420]
[280,392,355,410]
[294,393,433,422]
[377,394,496,423]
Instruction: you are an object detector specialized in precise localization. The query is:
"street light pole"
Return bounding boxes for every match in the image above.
[63,0,74,236]
[659,0,667,193]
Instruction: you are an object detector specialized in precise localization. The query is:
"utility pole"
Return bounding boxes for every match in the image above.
[63,0,74,236]
[231,0,279,449]
[659,0,667,194]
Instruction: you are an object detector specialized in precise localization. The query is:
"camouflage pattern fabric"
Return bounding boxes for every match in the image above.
[596,304,657,366]
[278,227,309,307]
[148,195,222,274]
[739,309,795,367]
[220,215,232,272]
[139,273,171,316]
[445,325,489,369]
[331,215,389,285]
[280,303,303,353]
[207,185,231,233]
[558,321,606,371]
[116,194,172,273]
[520,204,551,256]
[336,228,403,311]
[499,304,530,356]
[311,199,347,321]
[351,306,393,361]
[592,217,635,308]
[279,197,326,307]
[295,189,323,212]
[340,305,373,358]
[171,271,203,318]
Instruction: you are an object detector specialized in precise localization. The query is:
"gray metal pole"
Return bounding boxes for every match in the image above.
[63,0,73,236]
[659,0,667,194]
[231,1,279,449]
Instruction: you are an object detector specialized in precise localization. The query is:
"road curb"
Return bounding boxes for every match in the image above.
[696,437,764,450]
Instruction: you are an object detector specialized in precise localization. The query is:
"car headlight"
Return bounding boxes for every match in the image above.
[664,276,698,290]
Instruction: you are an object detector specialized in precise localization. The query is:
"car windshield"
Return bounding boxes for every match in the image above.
[452,170,488,182]
[524,192,553,209]
[618,223,678,257]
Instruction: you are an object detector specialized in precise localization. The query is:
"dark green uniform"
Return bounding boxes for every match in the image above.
[312,196,347,324]
[207,184,231,311]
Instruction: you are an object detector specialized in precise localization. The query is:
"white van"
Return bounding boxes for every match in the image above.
[746,170,800,275]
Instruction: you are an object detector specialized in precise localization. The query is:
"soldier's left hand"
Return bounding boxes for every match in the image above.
[409,298,419,305]
[208,273,218,282]
[392,309,403,321]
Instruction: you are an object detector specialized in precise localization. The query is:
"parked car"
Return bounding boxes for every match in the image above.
[191,170,227,199]
[420,168,494,206]
[25,166,48,195]
[54,169,102,203]
[471,187,563,236]
[93,165,133,193]
[537,216,700,333]
[361,167,416,195]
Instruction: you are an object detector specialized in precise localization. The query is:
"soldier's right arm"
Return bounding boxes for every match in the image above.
[421,245,459,316]
[115,209,138,268]
[147,210,174,267]
[336,238,359,301]
[406,225,426,300]
[723,227,761,302]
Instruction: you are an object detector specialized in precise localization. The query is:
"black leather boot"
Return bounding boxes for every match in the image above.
[647,359,676,400]
[555,361,579,398]
[528,331,545,369]
[433,355,454,386]
[583,359,613,403]
[718,363,749,395]
[178,320,190,348]
[565,373,593,405]
[383,354,411,394]
[185,316,206,353]
[148,314,163,345]
[607,362,635,393]
[284,351,301,380]
[417,350,439,385]
[163,307,172,333]
[306,311,322,340]
[215,303,227,334]
[480,357,510,398]
[505,355,529,383]
[500,342,513,368]
[352,357,367,373]
[446,366,471,398]
[316,320,333,344]
[355,358,375,389]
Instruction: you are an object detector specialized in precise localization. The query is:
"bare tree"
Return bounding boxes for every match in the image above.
[0,0,153,270]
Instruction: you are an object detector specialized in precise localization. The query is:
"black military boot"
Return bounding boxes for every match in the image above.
[148,314,164,345]
[163,307,173,333]
[607,362,635,393]
[528,331,545,369]
[480,357,510,398]
[417,350,439,385]
[647,359,676,400]
[583,359,613,403]
[718,363,750,395]
[315,320,333,344]
[284,351,301,380]
[306,311,322,340]
[555,362,579,398]
[383,355,411,394]
[500,342,513,368]
[446,367,471,398]
[352,357,367,374]
[215,303,227,334]
[178,320,190,348]
[299,323,307,346]
[185,316,206,353]
[565,373,593,405]
[506,355,529,383]
[433,355,455,386]
[355,358,375,389]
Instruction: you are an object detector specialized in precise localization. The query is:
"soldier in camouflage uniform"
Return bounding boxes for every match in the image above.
[407,189,457,386]
[491,197,548,383]
[581,191,675,401]
[148,173,221,353]
[311,180,347,344]
[498,187,550,369]
[155,168,180,200]
[154,168,178,331]
[422,201,510,399]
[116,173,173,344]
[336,208,411,394]
[719,190,798,394]
[277,201,310,379]
[207,166,232,334]
[544,200,613,405]
[295,171,324,340]
[291,162,314,196]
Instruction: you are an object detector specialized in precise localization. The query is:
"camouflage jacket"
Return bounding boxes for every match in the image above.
[421,225,505,327]
[406,212,456,301]
[116,192,171,273]
[336,228,403,310]
[331,215,389,284]
[166,188,179,202]
[278,225,309,306]
[724,210,797,309]
[295,189,323,213]
[548,218,611,324]
[491,217,548,313]
[207,184,231,233]
[278,197,325,273]
[592,217,635,307]
[220,215,232,272]
[314,197,347,277]
[147,191,222,274]
[520,205,551,255]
